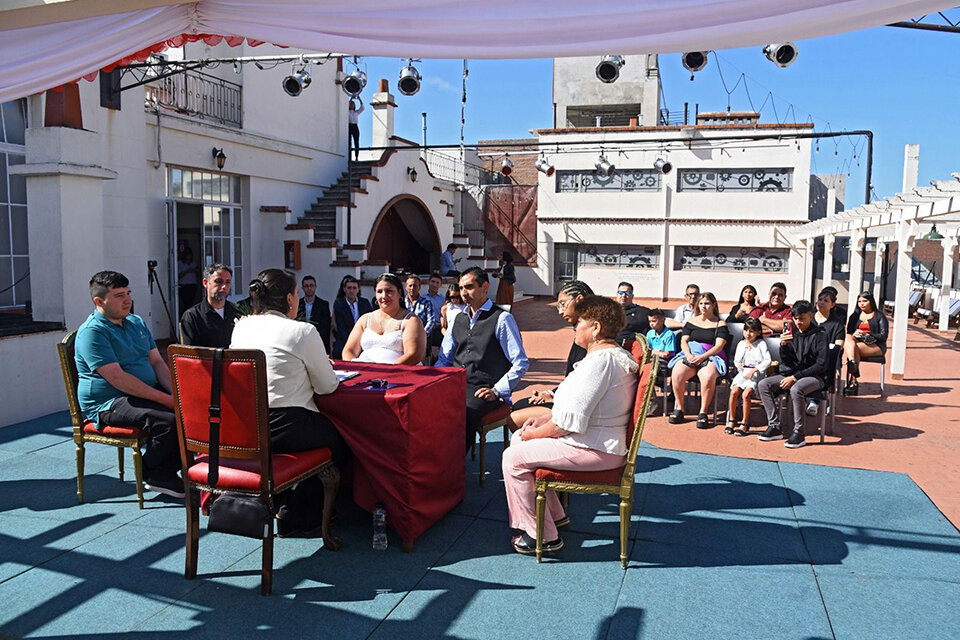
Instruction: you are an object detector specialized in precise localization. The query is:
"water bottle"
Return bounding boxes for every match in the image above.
[372,503,388,551]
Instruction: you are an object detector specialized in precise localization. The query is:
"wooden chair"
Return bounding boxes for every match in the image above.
[474,403,512,486]
[57,330,147,508]
[534,337,657,568]
[168,345,341,596]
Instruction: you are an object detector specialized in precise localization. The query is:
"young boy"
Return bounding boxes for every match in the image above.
[645,309,676,415]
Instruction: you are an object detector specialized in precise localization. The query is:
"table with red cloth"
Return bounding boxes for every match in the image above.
[314,361,466,550]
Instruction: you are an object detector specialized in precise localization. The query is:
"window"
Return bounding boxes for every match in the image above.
[675,246,788,273]
[579,245,660,269]
[0,99,28,308]
[556,169,661,193]
[554,244,579,283]
[677,168,793,192]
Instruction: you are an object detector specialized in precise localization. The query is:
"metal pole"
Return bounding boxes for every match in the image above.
[864,131,874,205]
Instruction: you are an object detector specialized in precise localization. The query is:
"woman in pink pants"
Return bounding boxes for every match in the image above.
[502,295,638,555]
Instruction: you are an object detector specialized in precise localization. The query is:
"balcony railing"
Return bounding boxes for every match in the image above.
[145,69,242,128]
[421,150,498,186]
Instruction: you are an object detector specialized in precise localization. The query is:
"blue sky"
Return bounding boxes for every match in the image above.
[352,19,959,210]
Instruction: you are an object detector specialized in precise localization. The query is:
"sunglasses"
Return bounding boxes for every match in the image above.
[616,290,632,296]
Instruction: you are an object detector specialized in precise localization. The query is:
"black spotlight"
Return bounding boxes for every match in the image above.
[595,55,626,83]
[682,51,709,74]
[398,59,422,96]
[283,67,311,97]
[763,42,798,68]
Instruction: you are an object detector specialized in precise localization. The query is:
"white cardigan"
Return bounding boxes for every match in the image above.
[230,311,338,412]
[552,347,639,455]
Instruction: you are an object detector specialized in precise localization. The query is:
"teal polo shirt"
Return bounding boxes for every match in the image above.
[75,311,158,424]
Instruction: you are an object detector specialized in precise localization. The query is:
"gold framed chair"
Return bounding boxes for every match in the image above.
[474,403,512,486]
[57,330,147,508]
[534,337,657,568]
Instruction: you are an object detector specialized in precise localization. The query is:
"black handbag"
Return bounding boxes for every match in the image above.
[204,348,272,539]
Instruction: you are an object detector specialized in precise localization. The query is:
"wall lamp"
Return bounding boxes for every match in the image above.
[407,166,418,182]
[212,148,226,170]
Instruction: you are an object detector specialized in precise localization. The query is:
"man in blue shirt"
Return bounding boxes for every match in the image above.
[74,270,183,498]
[423,272,446,361]
[436,267,529,453]
[440,243,460,277]
[404,274,438,336]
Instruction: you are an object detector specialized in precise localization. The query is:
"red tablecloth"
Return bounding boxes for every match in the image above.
[315,362,466,545]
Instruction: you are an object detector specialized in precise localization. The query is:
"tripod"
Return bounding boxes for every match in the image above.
[147,260,178,340]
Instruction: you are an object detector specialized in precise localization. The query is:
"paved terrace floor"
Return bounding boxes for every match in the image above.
[0,298,957,639]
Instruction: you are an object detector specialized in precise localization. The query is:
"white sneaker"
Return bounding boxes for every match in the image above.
[805,400,819,416]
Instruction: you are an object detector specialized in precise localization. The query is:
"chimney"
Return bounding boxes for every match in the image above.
[370,78,396,150]
[902,144,919,192]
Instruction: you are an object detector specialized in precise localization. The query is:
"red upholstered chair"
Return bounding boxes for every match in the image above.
[57,330,147,508]
[168,345,341,596]
[474,403,512,486]
[534,337,658,567]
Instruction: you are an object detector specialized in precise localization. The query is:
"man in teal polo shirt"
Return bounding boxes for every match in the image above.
[75,270,183,498]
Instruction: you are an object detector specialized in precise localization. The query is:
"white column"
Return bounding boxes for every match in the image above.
[939,236,958,332]
[369,80,396,150]
[847,228,866,313]
[890,219,917,379]
[802,239,815,300]
[823,234,835,289]
[660,183,672,301]
[873,240,886,300]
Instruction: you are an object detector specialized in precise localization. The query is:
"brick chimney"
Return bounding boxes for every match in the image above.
[370,78,396,149]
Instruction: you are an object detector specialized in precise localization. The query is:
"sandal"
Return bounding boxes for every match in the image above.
[668,410,685,424]
[724,421,737,435]
[733,427,749,437]
[843,380,859,396]
[696,413,711,429]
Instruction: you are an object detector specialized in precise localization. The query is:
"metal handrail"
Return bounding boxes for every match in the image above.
[145,69,243,128]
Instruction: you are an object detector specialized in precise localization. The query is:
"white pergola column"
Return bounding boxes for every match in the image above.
[891,219,918,380]
[939,235,958,332]
[823,234,835,288]
[802,239,815,300]
[873,240,886,300]
[847,228,866,313]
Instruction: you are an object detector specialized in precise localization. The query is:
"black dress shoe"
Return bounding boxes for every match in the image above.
[512,532,563,555]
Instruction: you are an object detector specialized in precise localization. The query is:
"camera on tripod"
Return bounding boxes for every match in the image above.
[147,259,158,270]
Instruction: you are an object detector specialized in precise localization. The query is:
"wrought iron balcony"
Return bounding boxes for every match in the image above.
[145,68,242,128]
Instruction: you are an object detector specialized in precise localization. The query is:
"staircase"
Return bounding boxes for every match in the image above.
[298,161,375,242]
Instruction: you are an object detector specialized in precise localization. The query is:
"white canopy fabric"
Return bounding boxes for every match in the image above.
[0,0,954,103]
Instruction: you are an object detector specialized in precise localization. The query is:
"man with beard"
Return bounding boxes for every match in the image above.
[180,263,238,348]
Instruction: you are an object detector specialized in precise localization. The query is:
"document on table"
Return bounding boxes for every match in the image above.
[333,370,360,382]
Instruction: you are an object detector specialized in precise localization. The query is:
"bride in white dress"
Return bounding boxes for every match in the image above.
[342,273,427,365]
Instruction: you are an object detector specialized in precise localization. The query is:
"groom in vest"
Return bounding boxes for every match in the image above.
[436,267,529,453]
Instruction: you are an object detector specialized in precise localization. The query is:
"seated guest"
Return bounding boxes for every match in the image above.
[757,300,828,448]
[180,263,238,348]
[424,272,446,361]
[230,269,347,535]
[665,283,699,329]
[727,284,759,323]
[440,283,466,335]
[441,243,461,277]
[297,275,332,354]
[506,280,593,430]
[843,291,888,396]
[404,274,438,338]
[725,317,771,435]
[645,308,676,414]
[342,273,426,365]
[331,276,373,359]
[615,281,651,344]
[235,279,258,317]
[668,292,730,429]
[75,271,183,497]
[805,286,847,416]
[436,267,529,453]
[750,282,792,336]
[501,295,638,555]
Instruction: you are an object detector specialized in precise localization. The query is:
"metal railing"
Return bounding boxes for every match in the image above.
[145,69,242,128]
[421,149,494,186]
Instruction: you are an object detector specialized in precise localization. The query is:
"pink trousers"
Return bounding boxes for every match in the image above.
[501,431,624,541]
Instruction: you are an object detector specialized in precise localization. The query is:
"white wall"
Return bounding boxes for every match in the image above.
[0,330,69,425]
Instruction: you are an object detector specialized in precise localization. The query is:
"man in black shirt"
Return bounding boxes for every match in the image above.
[615,281,651,345]
[180,263,238,348]
[297,275,332,354]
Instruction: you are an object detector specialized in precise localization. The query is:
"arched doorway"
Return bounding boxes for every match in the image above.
[368,195,441,275]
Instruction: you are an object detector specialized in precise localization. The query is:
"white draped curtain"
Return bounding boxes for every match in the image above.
[0,0,953,102]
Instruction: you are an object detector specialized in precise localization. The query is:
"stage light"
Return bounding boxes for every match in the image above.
[595,154,615,177]
[595,55,626,83]
[682,51,709,76]
[500,154,514,176]
[653,158,672,174]
[763,42,798,68]
[283,67,311,96]
[342,67,366,97]
[535,155,555,177]
[398,58,422,96]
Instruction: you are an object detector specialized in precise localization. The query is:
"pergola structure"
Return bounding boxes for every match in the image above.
[789,173,960,379]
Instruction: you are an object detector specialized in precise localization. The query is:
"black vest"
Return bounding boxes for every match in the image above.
[452,306,512,389]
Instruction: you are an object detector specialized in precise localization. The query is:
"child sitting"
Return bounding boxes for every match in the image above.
[645,308,676,415]
[726,317,771,436]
